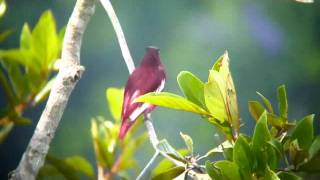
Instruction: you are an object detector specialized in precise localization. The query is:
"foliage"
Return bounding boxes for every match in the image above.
[136,52,320,179]
[0,9,64,143]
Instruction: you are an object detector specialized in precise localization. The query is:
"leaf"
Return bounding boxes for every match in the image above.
[277,85,288,119]
[205,161,223,180]
[214,160,241,180]
[31,10,59,69]
[64,156,94,177]
[152,149,188,175]
[91,118,115,168]
[277,172,302,180]
[177,71,206,108]
[179,132,193,155]
[45,155,80,180]
[257,91,274,113]
[20,23,32,50]
[156,139,186,163]
[291,114,314,150]
[204,78,227,122]
[252,111,277,172]
[136,92,210,116]
[233,134,253,179]
[264,166,280,180]
[106,87,124,121]
[267,139,284,159]
[151,166,185,180]
[33,76,56,105]
[309,136,320,160]
[0,122,13,143]
[248,101,265,121]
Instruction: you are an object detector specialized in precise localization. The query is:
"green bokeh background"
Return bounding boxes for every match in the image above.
[1,0,320,178]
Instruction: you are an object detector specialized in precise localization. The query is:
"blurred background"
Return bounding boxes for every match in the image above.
[0,0,320,178]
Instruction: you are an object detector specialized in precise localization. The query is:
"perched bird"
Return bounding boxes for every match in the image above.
[119,47,166,139]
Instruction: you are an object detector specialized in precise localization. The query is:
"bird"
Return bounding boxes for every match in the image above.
[119,47,166,139]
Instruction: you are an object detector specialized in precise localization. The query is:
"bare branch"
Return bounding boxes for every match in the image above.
[9,0,96,179]
[100,0,135,73]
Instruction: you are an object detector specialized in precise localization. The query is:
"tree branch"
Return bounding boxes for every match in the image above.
[100,0,135,73]
[9,0,96,179]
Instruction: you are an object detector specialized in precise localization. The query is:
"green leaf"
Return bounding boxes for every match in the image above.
[177,71,206,108]
[264,166,280,180]
[257,92,274,113]
[33,76,56,105]
[20,23,32,50]
[291,114,314,150]
[204,77,227,122]
[277,172,302,180]
[214,160,241,180]
[205,161,223,180]
[267,139,284,159]
[151,166,185,180]
[309,136,320,160]
[153,149,188,175]
[248,101,265,121]
[91,118,115,169]
[252,111,277,172]
[210,51,240,132]
[179,132,193,155]
[277,85,288,119]
[31,10,59,69]
[233,134,253,179]
[0,122,13,143]
[156,139,186,163]
[136,92,210,116]
[106,87,124,121]
[64,156,94,177]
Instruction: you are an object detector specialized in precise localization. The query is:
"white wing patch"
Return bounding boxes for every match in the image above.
[129,103,151,122]
[156,79,165,93]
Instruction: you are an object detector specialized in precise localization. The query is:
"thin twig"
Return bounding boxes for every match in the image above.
[100,0,135,73]
[136,151,159,180]
[9,0,96,179]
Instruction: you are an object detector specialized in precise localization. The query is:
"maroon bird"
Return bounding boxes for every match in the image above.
[119,47,166,139]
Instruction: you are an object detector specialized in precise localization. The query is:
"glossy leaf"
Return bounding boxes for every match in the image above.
[205,161,223,180]
[233,134,253,179]
[252,111,277,172]
[214,160,241,180]
[277,85,288,119]
[151,166,185,180]
[0,0,6,18]
[136,92,210,116]
[257,91,274,113]
[291,114,314,150]
[204,78,227,122]
[177,71,206,108]
[309,136,320,160]
[179,132,193,155]
[265,166,280,180]
[248,101,265,121]
[106,87,124,121]
[267,139,284,158]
